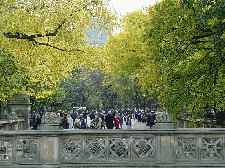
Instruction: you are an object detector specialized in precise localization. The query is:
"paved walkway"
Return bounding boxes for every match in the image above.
[122,118,150,130]
[71,116,150,130]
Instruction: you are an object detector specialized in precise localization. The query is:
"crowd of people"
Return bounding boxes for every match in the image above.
[29,108,157,130]
[57,108,156,130]
[30,112,42,130]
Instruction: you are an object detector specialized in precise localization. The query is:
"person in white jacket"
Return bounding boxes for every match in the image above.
[67,114,74,129]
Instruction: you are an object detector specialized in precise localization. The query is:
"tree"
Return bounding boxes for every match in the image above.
[0,49,25,101]
[145,0,224,123]
[99,0,224,125]
[100,10,157,95]
[0,0,116,100]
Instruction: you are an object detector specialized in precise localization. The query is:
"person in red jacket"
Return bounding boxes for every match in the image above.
[114,113,121,129]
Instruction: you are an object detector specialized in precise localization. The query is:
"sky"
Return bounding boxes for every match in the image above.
[88,0,161,44]
[108,0,160,16]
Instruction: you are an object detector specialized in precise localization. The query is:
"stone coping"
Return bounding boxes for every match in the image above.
[0,119,25,124]
[1,128,225,135]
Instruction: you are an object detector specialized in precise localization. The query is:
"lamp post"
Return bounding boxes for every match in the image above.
[143,94,146,112]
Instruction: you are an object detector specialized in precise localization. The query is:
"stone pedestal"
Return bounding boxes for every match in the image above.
[155,111,175,129]
[39,112,61,130]
[155,111,175,166]
[8,93,31,130]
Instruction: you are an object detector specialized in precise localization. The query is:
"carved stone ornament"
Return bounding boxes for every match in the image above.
[41,112,59,124]
[156,111,173,123]
[8,93,31,105]
[8,111,18,120]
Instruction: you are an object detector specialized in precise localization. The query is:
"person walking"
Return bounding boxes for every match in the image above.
[105,111,115,129]
[126,114,132,129]
[80,118,86,129]
[67,114,74,129]
[32,112,38,130]
[100,113,106,129]
[114,113,122,129]
[94,113,102,129]
[74,116,81,129]
[148,111,155,129]
[36,113,41,128]
[60,114,69,129]
[90,111,95,120]
[71,111,77,125]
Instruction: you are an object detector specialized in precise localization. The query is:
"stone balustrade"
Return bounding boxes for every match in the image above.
[1,129,225,168]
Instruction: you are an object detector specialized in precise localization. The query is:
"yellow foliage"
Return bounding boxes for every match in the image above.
[0,0,116,99]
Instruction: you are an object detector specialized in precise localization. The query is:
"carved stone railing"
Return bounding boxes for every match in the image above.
[39,112,61,130]
[155,111,175,129]
[1,129,225,167]
[0,111,25,130]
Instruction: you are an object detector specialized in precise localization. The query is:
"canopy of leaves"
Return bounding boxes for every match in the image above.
[0,49,25,101]
[146,0,225,122]
[100,0,224,125]
[0,0,116,100]
[100,10,158,96]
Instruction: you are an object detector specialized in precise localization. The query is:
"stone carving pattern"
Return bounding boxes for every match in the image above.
[201,138,223,159]
[8,111,18,120]
[178,119,184,128]
[85,138,106,159]
[176,138,198,159]
[132,138,154,158]
[1,110,8,119]
[42,112,59,123]
[18,122,22,130]
[16,139,38,161]
[0,140,13,161]
[61,138,83,160]
[109,138,129,159]
[9,93,30,104]
[156,112,173,122]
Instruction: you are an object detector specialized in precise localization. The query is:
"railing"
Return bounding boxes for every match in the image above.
[1,129,225,168]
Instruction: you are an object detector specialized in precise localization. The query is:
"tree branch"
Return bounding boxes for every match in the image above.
[3,20,83,52]
[31,38,83,52]
[192,34,212,40]
[4,19,66,40]
[190,40,209,44]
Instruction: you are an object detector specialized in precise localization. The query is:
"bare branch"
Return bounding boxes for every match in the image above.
[3,20,84,52]
[4,19,66,40]
[31,38,83,52]
[192,34,212,40]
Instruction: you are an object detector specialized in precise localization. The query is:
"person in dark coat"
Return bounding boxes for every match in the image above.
[105,111,115,129]
[36,113,41,127]
[126,114,132,129]
[71,111,77,124]
[60,114,69,129]
[32,113,37,130]
[90,111,95,120]
[80,118,86,129]
[148,111,155,129]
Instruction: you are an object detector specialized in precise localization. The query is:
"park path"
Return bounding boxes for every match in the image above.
[74,116,150,130]
[122,118,150,130]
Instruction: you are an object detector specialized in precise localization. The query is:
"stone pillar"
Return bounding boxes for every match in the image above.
[155,111,175,129]
[39,136,59,164]
[184,119,189,128]
[39,112,61,130]
[155,111,175,166]
[8,93,31,130]
[39,112,61,165]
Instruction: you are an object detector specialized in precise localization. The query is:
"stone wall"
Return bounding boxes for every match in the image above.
[8,93,31,130]
[1,129,225,168]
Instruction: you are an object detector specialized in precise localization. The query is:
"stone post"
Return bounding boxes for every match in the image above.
[39,111,62,130]
[155,111,175,129]
[39,112,61,165]
[8,93,31,130]
[155,111,175,166]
